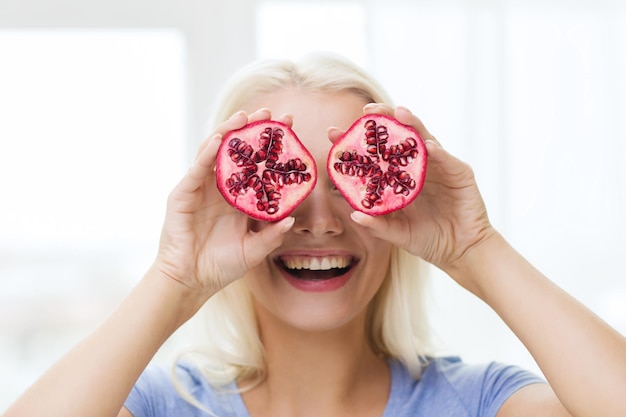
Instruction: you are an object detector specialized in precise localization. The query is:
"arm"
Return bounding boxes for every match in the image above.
[2,109,295,417]
[451,231,626,417]
[347,104,626,417]
[2,268,205,417]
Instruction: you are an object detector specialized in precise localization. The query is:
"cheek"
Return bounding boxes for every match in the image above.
[239,260,279,300]
[367,241,394,281]
[243,257,273,286]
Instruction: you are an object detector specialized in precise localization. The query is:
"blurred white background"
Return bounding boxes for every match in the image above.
[1,0,625,411]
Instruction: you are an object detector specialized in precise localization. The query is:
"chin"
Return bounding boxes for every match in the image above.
[244,252,386,334]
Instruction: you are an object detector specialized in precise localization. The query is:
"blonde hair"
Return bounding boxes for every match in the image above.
[174,54,435,404]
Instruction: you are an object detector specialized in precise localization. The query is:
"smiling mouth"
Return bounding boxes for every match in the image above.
[278,255,356,280]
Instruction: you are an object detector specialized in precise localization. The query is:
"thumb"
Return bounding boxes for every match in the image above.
[350,211,410,249]
[242,217,295,267]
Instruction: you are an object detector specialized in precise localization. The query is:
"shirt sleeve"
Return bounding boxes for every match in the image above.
[478,362,546,416]
[123,362,227,417]
[124,365,172,417]
[437,358,546,417]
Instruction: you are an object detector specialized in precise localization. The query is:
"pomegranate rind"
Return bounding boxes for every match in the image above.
[327,114,427,216]
[216,120,318,221]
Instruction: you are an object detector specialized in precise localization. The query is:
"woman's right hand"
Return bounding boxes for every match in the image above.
[152,108,295,303]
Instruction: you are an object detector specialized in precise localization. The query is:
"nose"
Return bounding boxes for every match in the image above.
[291,181,344,237]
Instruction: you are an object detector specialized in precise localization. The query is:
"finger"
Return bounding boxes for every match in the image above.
[350,211,410,249]
[327,127,344,143]
[329,102,392,143]
[424,139,446,162]
[394,106,439,144]
[422,139,475,189]
[246,108,272,124]
[363,102,395,116]
[242,216,295,266]
[195,111,250,159]
[179,133,222,194]
[424,139,464,168]
[218,111,250,134]
[276,113,294,127]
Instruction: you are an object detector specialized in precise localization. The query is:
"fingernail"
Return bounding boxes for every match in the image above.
[350,211,371,226]
[279,216,295,232]
[397,105,412,113]
[425,139,440,149]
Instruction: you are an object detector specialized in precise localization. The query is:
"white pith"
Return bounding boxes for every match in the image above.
[281,256,351,271]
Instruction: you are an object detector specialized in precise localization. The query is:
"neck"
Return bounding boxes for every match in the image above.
[240,301,390,417]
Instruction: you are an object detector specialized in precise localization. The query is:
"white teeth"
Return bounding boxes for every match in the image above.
[282,256,351,271]
[321,258,331,270]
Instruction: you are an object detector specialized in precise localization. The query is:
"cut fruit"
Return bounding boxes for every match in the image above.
[327,114,427,215]
[216,120,317,221]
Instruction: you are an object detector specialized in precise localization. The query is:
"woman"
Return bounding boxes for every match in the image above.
[4,54,625,417]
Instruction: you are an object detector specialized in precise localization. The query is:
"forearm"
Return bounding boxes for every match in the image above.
[447,232,626,417]
[2,266,207,417]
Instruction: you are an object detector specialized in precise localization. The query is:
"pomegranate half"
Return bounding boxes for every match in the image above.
[327,114,427,215]
[216,120,317,221]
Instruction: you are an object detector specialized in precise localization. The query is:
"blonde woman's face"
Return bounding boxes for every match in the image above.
[241,88,393,333]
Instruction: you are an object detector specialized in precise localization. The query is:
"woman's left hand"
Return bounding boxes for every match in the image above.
[331,104,496,279]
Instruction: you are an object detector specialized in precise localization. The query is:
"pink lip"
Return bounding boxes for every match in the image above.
[275,250,356,293]
[282,269,352,292]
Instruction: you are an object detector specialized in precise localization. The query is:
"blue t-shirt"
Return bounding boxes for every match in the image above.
[124,357,544,417]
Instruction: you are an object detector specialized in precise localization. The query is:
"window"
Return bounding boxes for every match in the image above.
[0,29,186,407]
[256,1,368,67]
